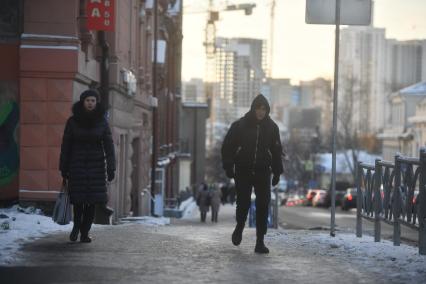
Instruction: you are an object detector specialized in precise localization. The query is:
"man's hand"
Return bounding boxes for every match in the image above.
[272,174,280,186]
[225,168,235,179]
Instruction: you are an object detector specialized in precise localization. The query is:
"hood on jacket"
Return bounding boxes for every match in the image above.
[250,94,270,115]
[72,101,106,128]
[244,94,271,123]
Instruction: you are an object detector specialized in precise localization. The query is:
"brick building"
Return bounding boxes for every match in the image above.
[0,0,183,219]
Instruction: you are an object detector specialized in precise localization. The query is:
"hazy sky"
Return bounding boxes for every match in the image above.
[182,0,426,84]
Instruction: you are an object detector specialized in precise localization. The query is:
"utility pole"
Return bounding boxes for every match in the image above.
[330,0,342,237]
[150,0,159,216]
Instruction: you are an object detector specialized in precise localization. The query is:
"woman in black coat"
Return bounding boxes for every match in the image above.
[59,89,116,243]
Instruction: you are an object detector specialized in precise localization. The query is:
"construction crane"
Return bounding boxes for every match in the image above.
[269,0,276,78]
[184,1,256,59]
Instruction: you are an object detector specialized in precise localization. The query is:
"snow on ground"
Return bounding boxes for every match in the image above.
[266,229,426,282]
[179,197,197,219]
[0,205,72,265]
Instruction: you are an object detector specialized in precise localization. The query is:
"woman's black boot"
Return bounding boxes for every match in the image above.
[69,225,79,242]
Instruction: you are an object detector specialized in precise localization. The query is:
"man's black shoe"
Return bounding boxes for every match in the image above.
[254,241,269,254]
[80,235,92,243]
[232,224,244,246]
[69,226,79,242]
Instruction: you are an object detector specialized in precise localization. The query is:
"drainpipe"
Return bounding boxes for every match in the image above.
[94,30,113,224]
[98,31,110,110]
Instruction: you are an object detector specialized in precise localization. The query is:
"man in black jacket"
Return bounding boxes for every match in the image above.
[221,94,283,254]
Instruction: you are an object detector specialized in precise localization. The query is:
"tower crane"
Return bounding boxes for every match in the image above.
[184,1,256,59]
[269,0,276,78]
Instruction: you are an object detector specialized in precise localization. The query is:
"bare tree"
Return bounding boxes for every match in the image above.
[205,138,227,184]
[337,75,369,181]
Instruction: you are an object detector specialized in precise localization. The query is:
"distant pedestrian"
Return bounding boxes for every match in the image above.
[220,184,228,205]
[196,183,210,222]
[210,185,222,222]
[222,94,284,254]
[60,89,116,243]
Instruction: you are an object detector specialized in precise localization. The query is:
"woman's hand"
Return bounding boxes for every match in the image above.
[107,171,115,182]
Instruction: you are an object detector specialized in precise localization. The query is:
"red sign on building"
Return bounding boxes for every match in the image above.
[87,0,115,31]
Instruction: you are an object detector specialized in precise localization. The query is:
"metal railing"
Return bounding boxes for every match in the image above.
[356,148,426,255]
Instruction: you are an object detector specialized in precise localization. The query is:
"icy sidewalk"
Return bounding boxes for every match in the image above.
[1,204,425,283]
[0,205,73,265]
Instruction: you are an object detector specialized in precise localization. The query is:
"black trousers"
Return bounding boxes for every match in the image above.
[200,212,207,222]
[235,169,271,238]
[73,204,95,236]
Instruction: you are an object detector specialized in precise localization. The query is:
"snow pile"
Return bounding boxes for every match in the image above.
[121,216,170,226]
[0,205,72,265]
[179,197,197,219]
[268,230,426,282]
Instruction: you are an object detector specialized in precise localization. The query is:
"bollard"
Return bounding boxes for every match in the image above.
[418,148,426,255]
[393,154,402,246]
[374,159,382,242]
[356,162,362,238]
[94,203,114,225]
[273,186,279,229]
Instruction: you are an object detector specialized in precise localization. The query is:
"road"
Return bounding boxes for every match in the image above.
[278,205,419,245]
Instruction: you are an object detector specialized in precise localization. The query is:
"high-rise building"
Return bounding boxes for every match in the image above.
[340,26,426,136]
[422,40,426,82]
[389,40,423,91]
[207,37,266,147]
[265,78,292,127]
[299,78,333,137]
[182,78,205,103]
[214,37,266,124]
[339,27,389,134]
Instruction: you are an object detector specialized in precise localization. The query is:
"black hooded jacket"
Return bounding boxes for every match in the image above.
[59,101,116,204]
[221,95,284,176]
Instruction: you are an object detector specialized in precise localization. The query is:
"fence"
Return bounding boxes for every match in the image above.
[356,148,426,255]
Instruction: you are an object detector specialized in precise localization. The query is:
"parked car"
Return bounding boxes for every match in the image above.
[323,182,352,207]
[312,189,328,207]
[305,189,321,206]
[341,188,357,211]
[277,186,288,206]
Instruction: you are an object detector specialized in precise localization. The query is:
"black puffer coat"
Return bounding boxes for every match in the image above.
[221,94,284,175]
[59,101,116,204]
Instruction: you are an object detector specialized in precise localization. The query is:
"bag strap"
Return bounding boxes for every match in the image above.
[61,178,69,194]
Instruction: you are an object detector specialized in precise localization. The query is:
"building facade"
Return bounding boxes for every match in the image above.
[409,92,426,156]
[340,26,426,138]
[266,78,292,128]
[182,78,205,103]
[299,78,333,138]
[179,102,209,190]
[379,82,426,160]
[0,0,183,219]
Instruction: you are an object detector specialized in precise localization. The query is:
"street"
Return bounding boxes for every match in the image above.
[279,205,419,245]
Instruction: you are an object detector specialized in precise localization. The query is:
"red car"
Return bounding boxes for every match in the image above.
[305,189,321,206]
[341,188,357,211]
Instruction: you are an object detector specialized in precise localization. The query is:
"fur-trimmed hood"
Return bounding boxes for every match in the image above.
[71,101,106,128]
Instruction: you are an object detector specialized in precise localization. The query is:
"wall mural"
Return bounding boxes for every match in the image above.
[0,83,19,188]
